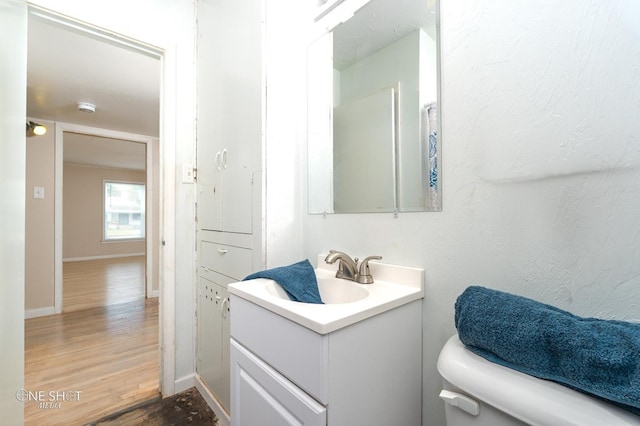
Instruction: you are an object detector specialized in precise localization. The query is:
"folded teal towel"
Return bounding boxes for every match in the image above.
[243,259,323,304]
[455,286,640,415]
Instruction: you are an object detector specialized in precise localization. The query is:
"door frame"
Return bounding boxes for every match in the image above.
[29,3,178,396]
[53,123,157,311]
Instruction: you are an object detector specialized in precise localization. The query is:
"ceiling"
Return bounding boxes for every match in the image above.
[27,14,160,170]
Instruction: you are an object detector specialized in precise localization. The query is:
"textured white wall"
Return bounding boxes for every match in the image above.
[296,1,640,424]
[263,0,308,269]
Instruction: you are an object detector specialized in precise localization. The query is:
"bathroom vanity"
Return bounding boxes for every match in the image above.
[228,256,424,425]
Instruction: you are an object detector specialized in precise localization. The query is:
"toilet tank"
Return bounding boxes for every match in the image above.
[437,335,640,426]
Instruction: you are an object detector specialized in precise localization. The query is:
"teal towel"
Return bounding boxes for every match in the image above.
[243,259,323,304]
[455,286,640,415]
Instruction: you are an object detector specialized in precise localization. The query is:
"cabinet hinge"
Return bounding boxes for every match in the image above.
[193,167,198,182]
[251,170,254,184]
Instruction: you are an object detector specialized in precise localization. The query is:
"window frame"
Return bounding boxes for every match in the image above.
[102,180,146,242]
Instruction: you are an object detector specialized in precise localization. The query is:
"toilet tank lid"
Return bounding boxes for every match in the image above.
[437,335,640,426]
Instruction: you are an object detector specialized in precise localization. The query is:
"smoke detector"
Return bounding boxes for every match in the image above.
[77,102,96,113]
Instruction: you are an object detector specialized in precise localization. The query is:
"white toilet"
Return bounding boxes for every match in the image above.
[437,335,640,426]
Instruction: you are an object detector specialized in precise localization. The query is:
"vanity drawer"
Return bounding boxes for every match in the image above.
[201,241,252,281]
[230,297,329,404]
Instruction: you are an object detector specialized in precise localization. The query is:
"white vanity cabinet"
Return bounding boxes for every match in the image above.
[230,295,423,425]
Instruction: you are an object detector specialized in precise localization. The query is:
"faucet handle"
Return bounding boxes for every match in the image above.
[357,256,382,284]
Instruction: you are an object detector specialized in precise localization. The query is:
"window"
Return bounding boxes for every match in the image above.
[104,181,145,240]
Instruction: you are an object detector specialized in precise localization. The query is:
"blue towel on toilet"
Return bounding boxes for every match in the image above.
[243,259,323,304]
[455,286,640,415]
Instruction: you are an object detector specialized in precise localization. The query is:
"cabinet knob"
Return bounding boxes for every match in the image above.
[217,248,228,254]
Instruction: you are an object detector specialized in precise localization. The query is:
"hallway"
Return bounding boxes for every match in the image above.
[24,256,159,425]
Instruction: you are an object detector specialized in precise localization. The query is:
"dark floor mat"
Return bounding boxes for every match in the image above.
[87,388,218,426]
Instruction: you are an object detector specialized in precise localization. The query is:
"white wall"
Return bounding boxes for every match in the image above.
[263,0,308,268]
[28,0,197,392]
[293,1,640,425]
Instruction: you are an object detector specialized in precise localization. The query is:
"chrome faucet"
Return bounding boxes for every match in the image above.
[324,250,382,284]
[356,255,382,284]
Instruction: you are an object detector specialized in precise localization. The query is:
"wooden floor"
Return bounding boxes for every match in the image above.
[25,256,159,425]
[63,256,146,312]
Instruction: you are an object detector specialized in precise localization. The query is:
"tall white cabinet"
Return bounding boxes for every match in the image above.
[195,0,264,420]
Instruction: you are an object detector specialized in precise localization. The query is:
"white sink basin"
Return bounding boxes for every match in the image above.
[264,276,369,304]
[228,255,424,334]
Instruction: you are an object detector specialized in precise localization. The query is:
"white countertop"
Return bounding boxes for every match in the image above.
[228,255,424,334]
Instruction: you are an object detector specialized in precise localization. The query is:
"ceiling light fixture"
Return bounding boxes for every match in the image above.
[77,102,96,113]
[26,121,47,136]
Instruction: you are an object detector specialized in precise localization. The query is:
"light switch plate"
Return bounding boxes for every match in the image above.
[33,186,45,199]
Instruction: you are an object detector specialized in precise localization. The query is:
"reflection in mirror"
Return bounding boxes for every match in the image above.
[307,0,440,214]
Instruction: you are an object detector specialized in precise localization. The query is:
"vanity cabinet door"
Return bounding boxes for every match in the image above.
[231,339,327,426]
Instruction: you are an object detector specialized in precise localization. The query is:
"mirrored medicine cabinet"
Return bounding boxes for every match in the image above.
[307,0,441,214]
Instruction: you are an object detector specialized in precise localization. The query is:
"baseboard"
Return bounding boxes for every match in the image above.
[195,375,230,426]
[174,373,195,394]
[63,253,145,262]
[25,306,55,319]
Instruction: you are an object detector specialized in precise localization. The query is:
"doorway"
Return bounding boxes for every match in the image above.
[54,127,159,313]
[61,133,148,311]
[24,6,165,424]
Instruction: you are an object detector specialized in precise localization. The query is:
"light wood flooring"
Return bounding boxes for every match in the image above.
[25,256,159,426]
[63,256,147,312]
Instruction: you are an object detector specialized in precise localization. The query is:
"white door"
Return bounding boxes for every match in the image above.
[231,340,327,426]
[0,0,27,423]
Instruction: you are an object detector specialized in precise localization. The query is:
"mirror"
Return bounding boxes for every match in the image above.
[307,0,440,214]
